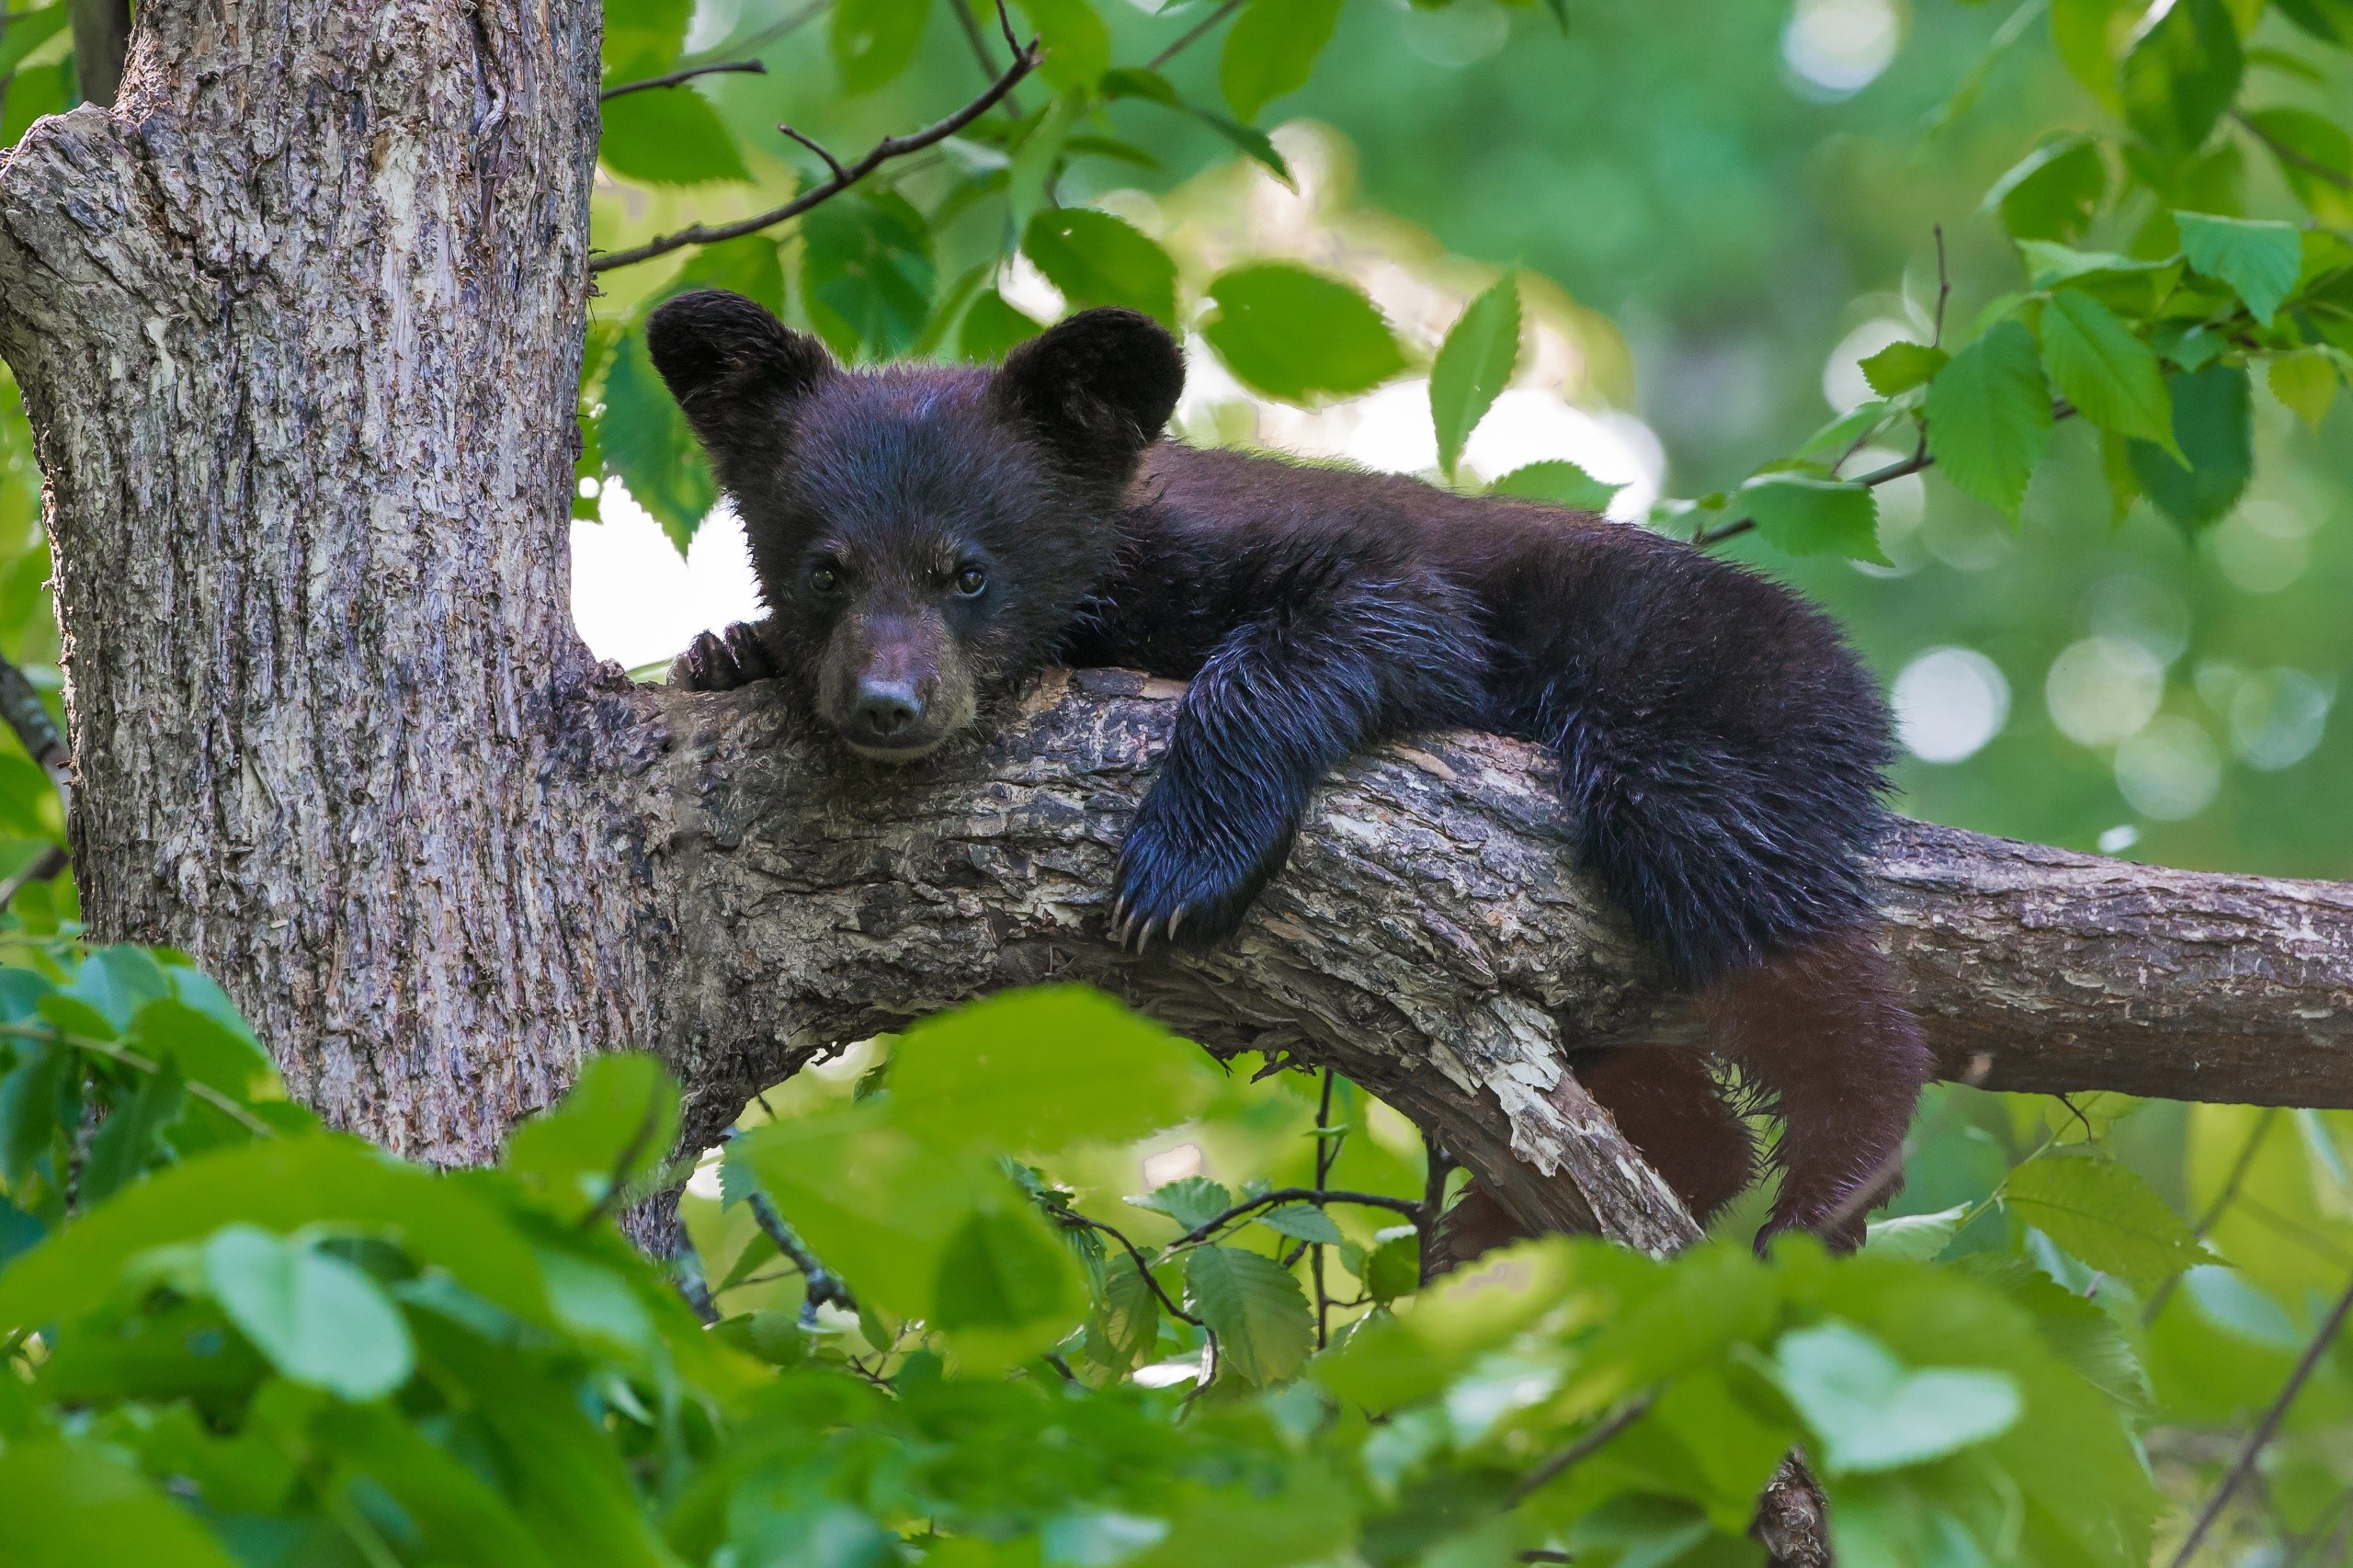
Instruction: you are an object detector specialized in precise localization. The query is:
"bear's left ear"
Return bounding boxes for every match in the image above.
[992,308,1185,475]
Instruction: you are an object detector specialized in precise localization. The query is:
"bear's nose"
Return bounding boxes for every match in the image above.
[851,678,925,740]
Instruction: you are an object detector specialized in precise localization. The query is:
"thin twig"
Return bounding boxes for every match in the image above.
[1932,222,1951,347]
[1165,1186,1425,1249]
[600,60,767,101]
[1147,0,1247,71]
[1510,1396,1657,1504]
[0,1019,278,1140]
[1059,1211,1202,1324]
[746,1188,859,1318]
[1313,1069,1337,1348]
[776,121,850,183]
[2233,109,2353,191]
[591,3,1042,274]
[948,0,1026,115]
[2168,1268,2353,1568]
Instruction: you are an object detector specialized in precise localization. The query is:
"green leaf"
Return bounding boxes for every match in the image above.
[2003,1153,2215,1291]
[1858,341,1949,397]
[599,330,715,554]
[79,1058,185,1206]
[1187,1244,1313,1384]
[0,1035,67,1186]
[1099,1250,1162,1367]
[1952,1254,2154,1417]
[1773,1321,2022,1475]
[1861,1205,1967,1262]
[2268,349,2341,433]
[2120,0,2241,158]
[1924,321,2053,517]
[0,1437,243,1568]
[2038,290,2175,450]
[1793,400,1898,461]
[1985,135,2108,244]
[1257,1203,1345,1245]
[801,191,938,361]
[930,1201,1086,1360]
[1022,209,1179,324]
[2241,108,2353,226]
[598,88,750,186]
[0,1135,552,1334]
[2176,211,2302,326]
[1430,274,1520,477]
[1488,459,1624,512]
[603,0,693,78]
[832,0,931,93]
[1014,0,1112,89]
[1199,264,1407,403]
[891,987,1217,1156]
[502,1052,681,1221]
[2128,363,2252,528]
[2049,0,2135,110]
[2272,0,2353,45]
[672,234,790,319]
[0,6,70,80]
[957,288,1047,362]
[1006,92,1086,240]
[1363,1229,1420,1303]
[1131,1175,1235,1231]
[1742,476,1889,565]
[1220,0,1345,123]
[204,1224,415,1400]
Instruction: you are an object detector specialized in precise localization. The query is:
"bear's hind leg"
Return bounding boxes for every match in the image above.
[1574,1046,1756,1227]
[1699,927,1929,1251]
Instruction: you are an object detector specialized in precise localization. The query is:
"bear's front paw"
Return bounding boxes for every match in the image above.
[668,622,779,692]
[1109,789,1293,951]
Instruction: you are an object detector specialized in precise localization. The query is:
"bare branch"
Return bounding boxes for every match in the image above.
[600,60,768,102]
[2168,1268,2353,1567]
[591,6,1042,275]
[776,121,851,184]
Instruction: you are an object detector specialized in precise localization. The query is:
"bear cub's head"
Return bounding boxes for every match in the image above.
[646,290,1185,761]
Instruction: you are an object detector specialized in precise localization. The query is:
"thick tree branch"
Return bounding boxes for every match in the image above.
[642,669,2353,1250]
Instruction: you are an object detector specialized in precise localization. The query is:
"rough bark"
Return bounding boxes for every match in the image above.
[0,0,2348,1336]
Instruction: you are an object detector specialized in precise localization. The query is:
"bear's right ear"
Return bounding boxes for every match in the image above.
[993,307,1185,476]
[644,289,835,464]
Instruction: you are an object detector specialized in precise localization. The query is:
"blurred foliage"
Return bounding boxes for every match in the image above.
[6,0,2353,1560]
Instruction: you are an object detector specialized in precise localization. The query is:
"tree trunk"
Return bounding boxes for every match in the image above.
[4,0,2350,1267]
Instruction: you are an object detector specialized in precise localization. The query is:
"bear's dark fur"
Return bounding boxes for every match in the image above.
[647,289,1930,1247]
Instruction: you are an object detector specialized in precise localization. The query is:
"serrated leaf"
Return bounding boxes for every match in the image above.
[1200,264,1407,403]
[801,191,937,362]
[1924,321,2053,517]
[1257,1204,1345,1245]
[1985,135,2108,244]
[1100,1250,1162,1368]
[2268,349,2341,432]
[1489,460,1624,513]
[1187,1244,1313,1385]
[1859,341,1949,397]
[1794,400,1898,460]
[931,1203,1085,1343]
[1742,476,1888,564]
[832,0,930,93]
[1772,1322,2021,1475]
[2120,0,2241,157]
[1130,1175,1235,1232]
[2128,363,2252,528]
[1022,209,1178,324]
[2039,290,2175,450]
[1430,275,1520,477]
[2177,211,2302,326]
[599,88,750,186]
[2003,1153,2213,1291]
[1015,0,1111,89]
[1220,0,1345,123]
[601,330,715,554]
[205,1224,415,1401]
[502,1052,680,1221]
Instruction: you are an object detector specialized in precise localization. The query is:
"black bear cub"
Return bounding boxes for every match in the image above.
[647,289,1930,1248]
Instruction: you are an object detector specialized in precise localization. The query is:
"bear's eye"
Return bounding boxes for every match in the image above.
[953,565,988,597]
[807,563,841,596]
